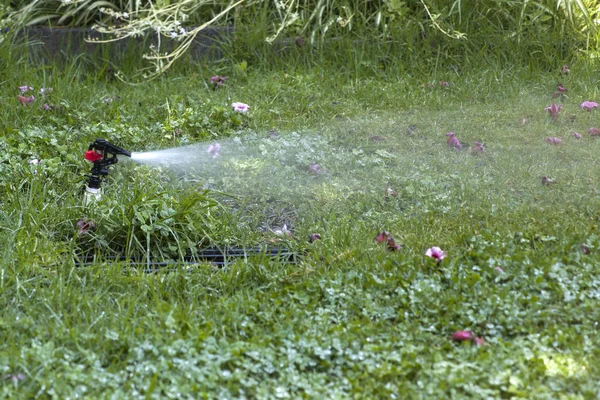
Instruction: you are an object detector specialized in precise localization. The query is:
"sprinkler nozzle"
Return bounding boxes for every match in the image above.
[84,138,131,190]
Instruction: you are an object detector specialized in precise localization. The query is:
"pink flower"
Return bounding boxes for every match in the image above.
[446,132,462,150]
[572,132,582,139]
[451,331,475,342]
[207,143,221,158]
[580,244,591,255]
[580,101,598,111]
[19,85,33,93]
[425,246,446,262]
[545,137,563,145]
[471,141,485,154]
[561,65,570,74]
[18,95,35,106]
[42,103,54,111]
[545,103,563,119]
[473,337,486,346]
[231,102,250,113]
[588,128,600,136]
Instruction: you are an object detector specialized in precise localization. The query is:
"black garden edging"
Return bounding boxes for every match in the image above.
[74,246,299,271]
[11,26,234,61]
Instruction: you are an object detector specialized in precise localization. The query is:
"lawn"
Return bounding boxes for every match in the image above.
[2,54,600,398]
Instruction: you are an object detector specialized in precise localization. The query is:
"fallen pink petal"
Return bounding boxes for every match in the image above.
[387,240,402,251]
[557,83,567,93]
[385,185,398,197]
[471,141,485,154]
[210,75,228,88]
[231,102,250,113]
[207,143,221,158]
[572,132,582,139]
[385,234,402,251]
[588,128,600,136]
[451,331,475,342]
[307,163,323,174]
[580,244,591,255]
[446,132,462,150]
[544,103,563,119]
[77,218,96,235]
[273,224,292,237]
[541,176,556,185]
[545,137,563,145]
[375,231,388,244]
[495,267,504,273]
[580,101,599,111]
[474,337,486,346]
[425,246,446,261]
[375,231,402,251]
[369,135,387,142]
[4,373,25,382]
[308,233,321,243]
[18,95,35,106]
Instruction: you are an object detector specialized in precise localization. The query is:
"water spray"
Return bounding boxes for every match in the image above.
[83,138,131,204]
[78,138,299,267]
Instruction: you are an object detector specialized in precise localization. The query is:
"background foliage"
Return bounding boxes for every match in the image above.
[1,0,600,75]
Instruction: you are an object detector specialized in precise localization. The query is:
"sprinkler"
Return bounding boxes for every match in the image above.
[83,138,131,204]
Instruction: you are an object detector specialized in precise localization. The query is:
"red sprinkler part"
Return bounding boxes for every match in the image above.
[85,150,103,162]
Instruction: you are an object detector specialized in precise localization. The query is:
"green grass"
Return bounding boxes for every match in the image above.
[2,49,600,398]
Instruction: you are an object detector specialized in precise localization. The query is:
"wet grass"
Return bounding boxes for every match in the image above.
[2,55,600,398]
